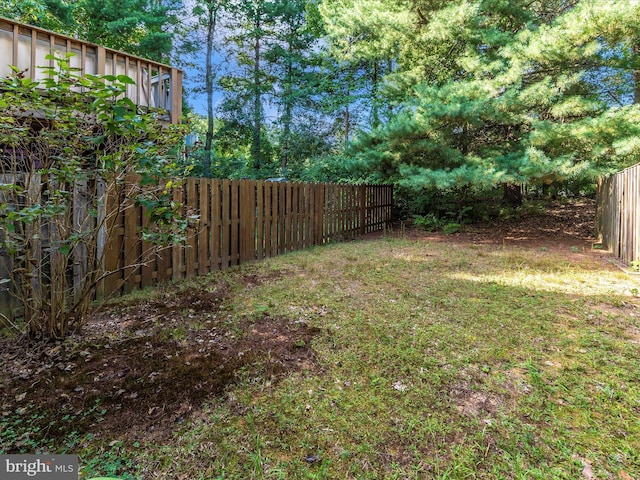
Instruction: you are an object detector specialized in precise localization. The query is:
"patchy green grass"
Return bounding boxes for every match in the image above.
[5,236,640,479]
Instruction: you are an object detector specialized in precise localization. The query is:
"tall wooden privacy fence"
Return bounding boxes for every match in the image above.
[102,178,393,297]
[596,164,640,265]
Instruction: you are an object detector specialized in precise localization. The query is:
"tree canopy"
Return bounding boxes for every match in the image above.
[1,0,181,63]
[2,0,639,202]
[322,0,640,196]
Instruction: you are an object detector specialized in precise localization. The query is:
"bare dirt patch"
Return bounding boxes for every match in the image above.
[0,278,320,448]
[391,199,598,253]
[449,385,502,418]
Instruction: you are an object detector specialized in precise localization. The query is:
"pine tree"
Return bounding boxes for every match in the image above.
[264,0,325,175]
[325,0,640,203]
[0,0,75,32]
[75,0,182,63]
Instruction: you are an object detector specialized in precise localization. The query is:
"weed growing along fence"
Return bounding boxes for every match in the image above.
[596,164,640,265]
[101,178,392,297]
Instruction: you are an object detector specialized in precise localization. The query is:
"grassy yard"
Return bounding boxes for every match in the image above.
[2,231,640,479]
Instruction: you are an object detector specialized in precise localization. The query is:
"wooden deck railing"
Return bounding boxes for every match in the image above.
[0,16,182,124]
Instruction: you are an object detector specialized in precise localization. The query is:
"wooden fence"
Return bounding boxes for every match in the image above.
[101,178,393,297]
[596,164,640,265]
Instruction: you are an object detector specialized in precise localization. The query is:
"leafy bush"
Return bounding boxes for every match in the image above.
[0,54,189,340]
[442,222,461,234]
[412,213,441,232]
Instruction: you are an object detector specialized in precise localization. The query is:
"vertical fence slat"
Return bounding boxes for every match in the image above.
[271,183,279,257]
[239,180,248,263]
[221,179,231,269]
[629,166,640,261]
[185,178,198,278]
[256,181,264,261]
[263,182,271,258]
[95,180,107,299]
[292,183,300,251]
[156,246,170,285]
[171,183,185,282]
[303,183,311,249]
[615,174,622,258]
[283,183,291,252]
[239,180,256,263]
[230,181,240,265]
[198,179,210,275]
[103,183,122,296]
[315,184,324,245]
[72,180,89,303]
[324,184,330,243]
[123,181,140,293]
[278,183,285,254]
[210,179,221,271]
[140,203,154,289]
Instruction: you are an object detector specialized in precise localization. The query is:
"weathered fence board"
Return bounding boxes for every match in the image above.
[100,179,393,298]
[596,164,640,265]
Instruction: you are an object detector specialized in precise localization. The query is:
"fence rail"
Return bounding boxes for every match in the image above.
[596,164,640,265]
[101,178,392,297]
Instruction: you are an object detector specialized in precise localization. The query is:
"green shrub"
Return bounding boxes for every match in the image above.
[0,54,189,340]
[412,213,441,231]
[442,222,461,234]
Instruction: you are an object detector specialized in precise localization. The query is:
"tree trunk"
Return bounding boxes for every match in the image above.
[502,183,523,207]
[281,38,293,176]
[252,15,262,171]
[634,43,640,105]
[344,99,350,143]
[371,61,379,128]
[203,5,218,178]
